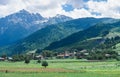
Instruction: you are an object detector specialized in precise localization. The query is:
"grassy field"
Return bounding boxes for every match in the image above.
[0,59,120,77]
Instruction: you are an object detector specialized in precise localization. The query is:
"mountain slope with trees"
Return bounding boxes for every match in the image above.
[0,9,72,46]
[0,17,114,55]
[45,21,120,52]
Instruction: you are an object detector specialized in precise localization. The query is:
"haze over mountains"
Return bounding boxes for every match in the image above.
[0,9,72,46]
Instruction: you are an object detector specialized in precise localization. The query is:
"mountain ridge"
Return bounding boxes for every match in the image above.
[0,9,72,46]
[0,17,117,55]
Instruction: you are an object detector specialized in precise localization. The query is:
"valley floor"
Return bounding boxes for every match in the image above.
[0,59,120,77]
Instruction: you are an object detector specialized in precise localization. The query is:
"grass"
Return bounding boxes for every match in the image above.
[0,72,120,77]
[0,59,120,77]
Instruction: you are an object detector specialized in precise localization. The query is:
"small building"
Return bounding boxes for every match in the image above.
[0,57,5,61]
[56,54,65,59]
[34,55,43,60]
[64,53,69,58]
[105,54,111,57]
[80,49,87,53]
[56,53,70,59]
[7,57,13,61]
[27,49,36,59]
[84,53,89,56]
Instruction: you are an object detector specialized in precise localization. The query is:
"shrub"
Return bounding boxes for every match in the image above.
[42,61,48,68]
[37,59,41,63]
[25,58,30,64]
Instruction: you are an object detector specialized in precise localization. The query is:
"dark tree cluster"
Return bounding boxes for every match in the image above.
[98,36,120,49]
[12,54,26,61]
[86,50,118,60]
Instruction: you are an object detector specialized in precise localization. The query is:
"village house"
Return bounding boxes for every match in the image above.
[34,55,43,60]
[0,57,5,61]
[56,51,76,59]
[7,57,13,61]
[105,54,111,57]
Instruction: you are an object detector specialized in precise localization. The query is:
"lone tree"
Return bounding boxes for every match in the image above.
[42,61,48,68]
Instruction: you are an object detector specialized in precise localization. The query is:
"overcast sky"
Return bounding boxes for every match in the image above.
[0,0,120,18]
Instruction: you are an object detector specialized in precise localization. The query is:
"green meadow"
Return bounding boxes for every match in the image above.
[0,59,120,77]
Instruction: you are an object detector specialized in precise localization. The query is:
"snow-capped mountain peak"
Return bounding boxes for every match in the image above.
[0,9,73,46]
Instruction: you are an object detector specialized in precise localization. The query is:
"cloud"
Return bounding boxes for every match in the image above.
[61,8,93,18]
[0,0,10,5]
[0,0,67,18]
[0,0,120,19]
[0,0,26,17]
[24,0,67,17]
[87,0,120,18]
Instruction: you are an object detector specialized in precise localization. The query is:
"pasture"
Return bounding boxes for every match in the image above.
[0,59,120,77]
